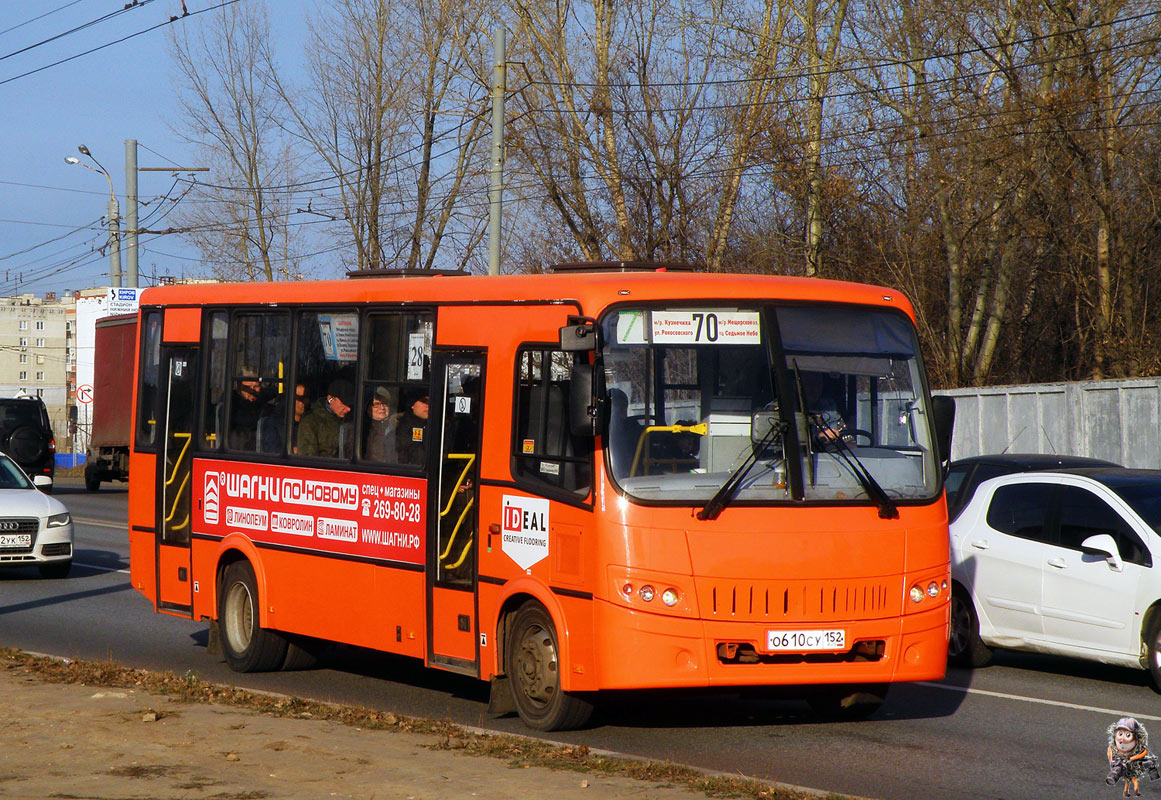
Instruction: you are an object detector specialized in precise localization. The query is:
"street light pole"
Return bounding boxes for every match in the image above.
[65,145,121,287]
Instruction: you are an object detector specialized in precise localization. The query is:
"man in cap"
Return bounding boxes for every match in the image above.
[395,389,430,466]
[228,371,271,451]
[297,378,354,458]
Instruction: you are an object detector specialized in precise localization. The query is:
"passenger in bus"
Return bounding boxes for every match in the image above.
[258,382,308,455]
[291,382,308,453]
[365,386,398,462]
[297,378,354,458]
[228,374,272,451]
[396,391,429,466]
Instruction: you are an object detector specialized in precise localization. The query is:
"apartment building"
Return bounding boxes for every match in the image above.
[0,293,70,446]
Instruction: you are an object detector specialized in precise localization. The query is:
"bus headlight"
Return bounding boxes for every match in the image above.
[907,572,950,610]
[608,566,695,617]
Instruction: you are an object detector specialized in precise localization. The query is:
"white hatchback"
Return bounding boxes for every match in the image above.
[0,452,73,578]
[949,467,1161,687]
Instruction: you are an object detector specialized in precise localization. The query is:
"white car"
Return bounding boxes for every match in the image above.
[0,451,73,578]
[949,467,1161,687]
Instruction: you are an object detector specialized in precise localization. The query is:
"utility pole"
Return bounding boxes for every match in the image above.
[488,27,506,276]
[124,138,208,288]
[125,140,139,289]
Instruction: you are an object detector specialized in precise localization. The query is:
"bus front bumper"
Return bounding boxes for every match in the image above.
[590,600,948,690]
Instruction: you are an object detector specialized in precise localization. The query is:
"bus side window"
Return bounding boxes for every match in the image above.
[512,347,592,497]
[201,312,227,450]
[358,311,433,466]
[293,310,359,460]
[135,311,162,448]
[226,312,289,453]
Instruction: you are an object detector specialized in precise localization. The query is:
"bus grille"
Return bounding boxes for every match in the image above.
[698,577,901,622]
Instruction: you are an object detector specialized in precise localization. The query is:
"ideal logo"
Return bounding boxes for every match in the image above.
[501,495,549,570]
[204,471,219,524]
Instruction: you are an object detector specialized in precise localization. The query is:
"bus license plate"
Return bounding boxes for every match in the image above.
[0,534,31,549]
[766,629,846,651]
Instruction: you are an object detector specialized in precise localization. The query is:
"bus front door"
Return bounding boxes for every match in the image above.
[156,346,197,615]
[426,351,484,674]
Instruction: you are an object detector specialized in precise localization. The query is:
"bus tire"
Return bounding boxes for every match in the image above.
[806,684,888,720]
[506,602,594,731]
[218,560,288,672]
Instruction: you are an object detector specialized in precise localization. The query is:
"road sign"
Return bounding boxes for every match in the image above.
[107,287,140,316]
[77,384,94,404]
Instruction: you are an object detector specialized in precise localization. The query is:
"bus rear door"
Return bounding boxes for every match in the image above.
[426,350,484,674]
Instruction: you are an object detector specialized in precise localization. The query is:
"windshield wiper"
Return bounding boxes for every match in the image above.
[696,418,785,521]
[810,413,899,519]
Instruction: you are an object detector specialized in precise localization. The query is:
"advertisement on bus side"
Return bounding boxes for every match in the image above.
[194,459,427,565]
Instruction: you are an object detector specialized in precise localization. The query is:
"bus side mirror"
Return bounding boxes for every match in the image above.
[931,395,955,465]
[568,364,597,437]
[559,317,596,352]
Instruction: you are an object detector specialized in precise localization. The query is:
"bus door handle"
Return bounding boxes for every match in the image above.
[488,523,500,552]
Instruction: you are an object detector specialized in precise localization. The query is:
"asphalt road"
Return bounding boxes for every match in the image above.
[2,479,1154,799]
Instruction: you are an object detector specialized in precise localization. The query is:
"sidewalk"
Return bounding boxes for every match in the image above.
[0,659,811,800]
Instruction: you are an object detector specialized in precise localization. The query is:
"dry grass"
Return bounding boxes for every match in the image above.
[0,648,844,800]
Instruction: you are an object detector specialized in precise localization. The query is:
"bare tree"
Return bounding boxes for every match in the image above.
[504,0,795,269]
[169,2,301,281]
[791,0,850,277]
[272,0,490,273]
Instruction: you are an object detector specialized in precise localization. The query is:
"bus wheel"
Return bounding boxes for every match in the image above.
[506,602,594,731]
[219,561,288,672]
[806,684,888,720]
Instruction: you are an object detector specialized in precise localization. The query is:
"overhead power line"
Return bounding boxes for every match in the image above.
[0,0,159,62]
[524,7,1161,91]
[0,0,243,87]
[0,0,88,39]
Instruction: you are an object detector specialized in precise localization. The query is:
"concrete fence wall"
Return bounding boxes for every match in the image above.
[941,377,1161,468]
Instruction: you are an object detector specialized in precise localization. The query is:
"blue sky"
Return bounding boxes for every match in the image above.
[0,0,306,298]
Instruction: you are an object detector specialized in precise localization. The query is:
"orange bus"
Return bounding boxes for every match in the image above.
[127,263,954,730]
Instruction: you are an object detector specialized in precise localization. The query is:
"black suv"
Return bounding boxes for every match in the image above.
[944,452,1119,522]
[0,397,55,491]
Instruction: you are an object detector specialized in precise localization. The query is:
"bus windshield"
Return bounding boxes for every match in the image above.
[600,304,940,506]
